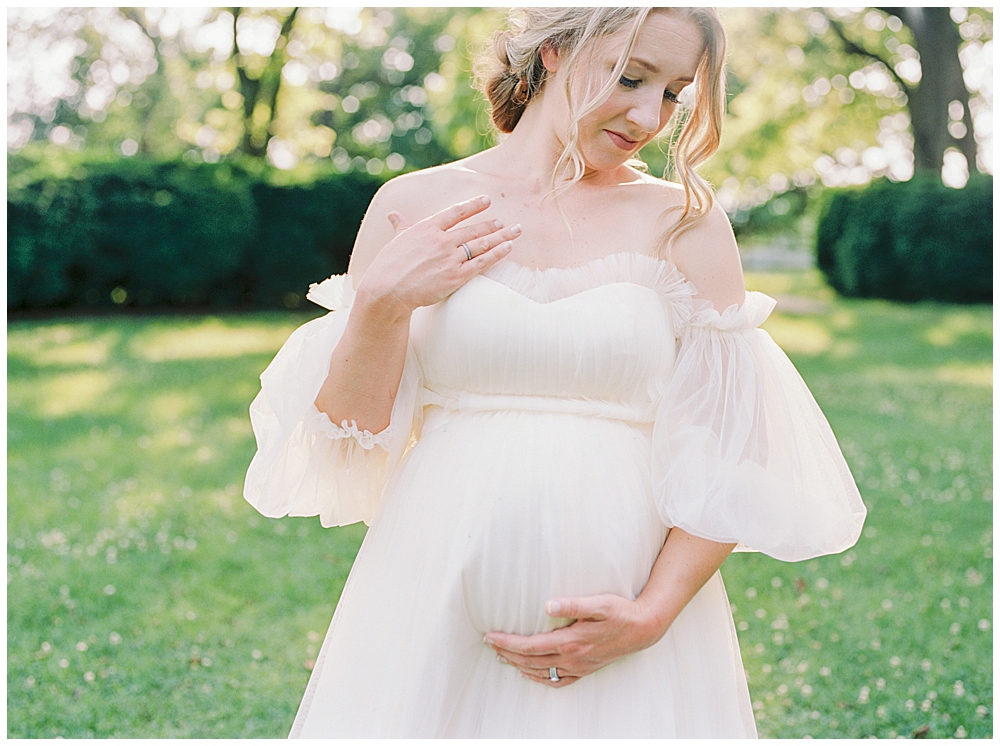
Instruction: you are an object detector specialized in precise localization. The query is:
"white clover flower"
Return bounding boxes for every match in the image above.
[306,273,355,311]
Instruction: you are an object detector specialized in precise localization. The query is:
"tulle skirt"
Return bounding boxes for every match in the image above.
[290,406,757,738]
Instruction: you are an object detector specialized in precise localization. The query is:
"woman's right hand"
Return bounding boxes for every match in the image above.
[355,195,522,316]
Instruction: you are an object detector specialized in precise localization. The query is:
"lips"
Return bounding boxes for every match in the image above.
[605,130,639,151]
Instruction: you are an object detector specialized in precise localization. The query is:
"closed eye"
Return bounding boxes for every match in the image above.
[618,75,682,105]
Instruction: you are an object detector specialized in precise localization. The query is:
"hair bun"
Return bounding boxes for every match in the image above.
[480,28,528,133]
[493,30,515,69]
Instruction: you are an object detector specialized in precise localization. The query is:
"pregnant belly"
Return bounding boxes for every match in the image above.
[387,407,666,637]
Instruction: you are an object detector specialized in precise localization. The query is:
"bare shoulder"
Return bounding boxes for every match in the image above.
[625,169,688,206]
[347,159,485,279]
[616,171,745,309]
[366,158,483,223]
[669,200,747,312]
[616,169,688,233]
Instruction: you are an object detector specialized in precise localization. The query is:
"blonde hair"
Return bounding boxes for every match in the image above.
[477,7,727,252]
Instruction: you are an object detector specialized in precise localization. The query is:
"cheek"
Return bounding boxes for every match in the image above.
[578,106,610,135]
[589,95,628,126]
[656,103,679,132]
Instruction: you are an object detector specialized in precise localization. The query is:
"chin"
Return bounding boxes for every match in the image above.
[579,138,644,173]
[581,150,633,174]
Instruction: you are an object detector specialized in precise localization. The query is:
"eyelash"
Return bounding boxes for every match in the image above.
[618,76,681,104]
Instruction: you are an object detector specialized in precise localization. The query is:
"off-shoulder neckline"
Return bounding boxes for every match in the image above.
[482,251,692,306]
[491,250,671,275]
[481,251,776,330]
[306,252,776,331]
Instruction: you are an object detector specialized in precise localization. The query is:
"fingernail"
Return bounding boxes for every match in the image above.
[546,601,561,615]
[511,224,522,236]
[481,196,491,205]
[502,241,513,251]
[483,635,493,646]
[494,219,504,229]
[497,655,507,664]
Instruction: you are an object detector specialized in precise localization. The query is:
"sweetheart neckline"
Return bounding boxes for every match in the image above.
[471,273,677,308]
[309,252,768,324]
[475,252,775,325]
[474,250,693,308]
[490,250,674,276]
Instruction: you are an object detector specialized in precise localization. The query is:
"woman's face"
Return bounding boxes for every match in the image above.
[546,12,704,173]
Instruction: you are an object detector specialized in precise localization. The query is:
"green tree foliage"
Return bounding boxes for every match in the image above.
[300,8,503,173]
[7,8,993,233]
[6,8,504,177]
[702,8,992,220]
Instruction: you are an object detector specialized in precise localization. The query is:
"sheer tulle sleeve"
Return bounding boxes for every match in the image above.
[243,274,422,527]
[652,291,866,561]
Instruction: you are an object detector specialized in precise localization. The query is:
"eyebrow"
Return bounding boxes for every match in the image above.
[631,57,660,74]
[630,56,694,84]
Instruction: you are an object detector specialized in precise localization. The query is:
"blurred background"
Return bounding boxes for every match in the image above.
[7,7,993,739]
[7,6,993,309]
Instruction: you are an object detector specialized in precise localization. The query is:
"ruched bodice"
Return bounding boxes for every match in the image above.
[410,253,688,423]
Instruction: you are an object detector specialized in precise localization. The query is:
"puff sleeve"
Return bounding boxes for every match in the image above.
[243,274,422,527]
[652,291,866,561]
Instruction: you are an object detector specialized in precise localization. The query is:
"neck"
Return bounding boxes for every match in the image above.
[491,88,626,191]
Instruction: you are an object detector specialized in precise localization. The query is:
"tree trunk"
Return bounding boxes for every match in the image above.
[833,7,979,178]
[232,7,298,158]
[121,9,169,157]
[895,8,977,173]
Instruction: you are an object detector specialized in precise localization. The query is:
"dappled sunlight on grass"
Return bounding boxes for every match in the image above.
[860,363,993,389]
[147,392,204,425]
[25,370,122,417]
[8,325,120,367]
[924,312,992,348]
[762,316,832,356]
[226,380,267,403]
[829,309,856,331]
[6,287,992,739]
[830,340,859,359]
[935,364,993,388]
[745,269,838,302]
[862,365,942,386]
[225,416,254,438]
[129,318,300,362]
[37,336,118,367]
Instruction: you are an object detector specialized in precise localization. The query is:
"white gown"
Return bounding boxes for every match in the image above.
[243,252,866,738]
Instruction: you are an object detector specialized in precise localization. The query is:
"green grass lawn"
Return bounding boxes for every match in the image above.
[7,271,992,738]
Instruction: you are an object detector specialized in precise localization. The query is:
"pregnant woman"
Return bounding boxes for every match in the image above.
[243,7,866,737]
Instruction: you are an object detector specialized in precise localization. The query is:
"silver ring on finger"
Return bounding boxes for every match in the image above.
[460,243,473,262]
[549,667,559,682]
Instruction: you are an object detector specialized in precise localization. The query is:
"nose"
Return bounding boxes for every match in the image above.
[625,91,665,135]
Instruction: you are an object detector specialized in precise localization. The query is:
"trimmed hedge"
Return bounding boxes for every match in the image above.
[816,175,992,303]
[7,160,381,310]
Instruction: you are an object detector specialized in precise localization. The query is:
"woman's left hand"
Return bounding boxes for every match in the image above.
[484,594,664,688]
